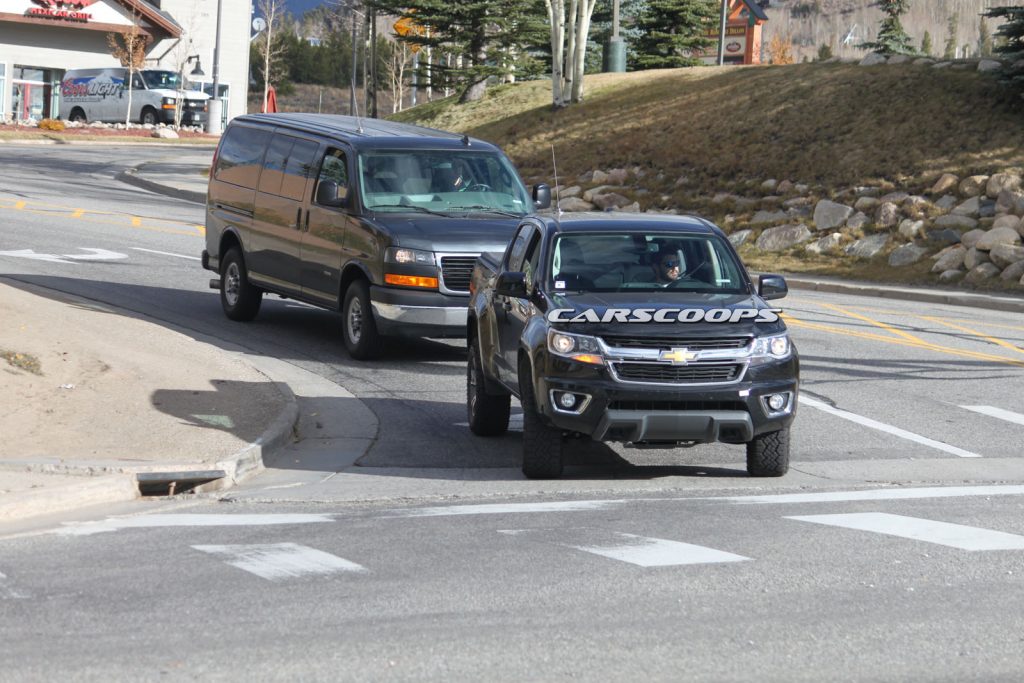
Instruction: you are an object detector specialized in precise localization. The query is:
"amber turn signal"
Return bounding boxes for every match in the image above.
[384,273,438,289]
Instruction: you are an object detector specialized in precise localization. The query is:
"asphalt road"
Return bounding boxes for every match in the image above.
[2,144,1024,680]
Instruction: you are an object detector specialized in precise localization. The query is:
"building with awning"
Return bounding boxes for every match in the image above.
[700,0,769,65]
[0,0,250,125]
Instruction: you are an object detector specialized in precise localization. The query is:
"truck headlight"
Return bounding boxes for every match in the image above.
[385,247,435,265]
[548,330,604,365]
[751,333,791,360]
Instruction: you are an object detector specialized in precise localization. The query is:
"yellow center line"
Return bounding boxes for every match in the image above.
[0,199,202,237]
[917,315,1024,356]
[71,209,85,218]
[816,301,931,345]
[14,201,25,209]
[131,216,142,227]
[781,314,1024,369]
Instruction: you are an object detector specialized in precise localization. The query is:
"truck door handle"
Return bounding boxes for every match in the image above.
[500,298,512,312]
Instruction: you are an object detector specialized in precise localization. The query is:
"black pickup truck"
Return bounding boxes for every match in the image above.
[467,213,799,479]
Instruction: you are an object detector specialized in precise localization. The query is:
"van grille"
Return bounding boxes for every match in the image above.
[601,336,751,351]
[439,256,478,293]
[611,362,743,384]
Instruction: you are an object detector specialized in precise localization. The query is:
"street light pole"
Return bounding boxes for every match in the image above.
[717,0,729,66]
[349,6,358,115]
[207,0,223,134]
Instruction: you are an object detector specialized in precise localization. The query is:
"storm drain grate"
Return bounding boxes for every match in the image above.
[136,470,226,497]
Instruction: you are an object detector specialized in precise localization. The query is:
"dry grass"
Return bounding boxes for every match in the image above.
[1,350,41,375]
[389,63,1024,193]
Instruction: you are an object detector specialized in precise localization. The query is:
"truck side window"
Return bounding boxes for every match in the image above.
[506,226,532,272]
[316,148,349,204]
[131,74,144,90]
[522,232,542,293]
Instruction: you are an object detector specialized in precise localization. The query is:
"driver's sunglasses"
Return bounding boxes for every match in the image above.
[661,259,680,268]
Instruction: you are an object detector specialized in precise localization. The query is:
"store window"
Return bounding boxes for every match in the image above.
[12,66,57,121]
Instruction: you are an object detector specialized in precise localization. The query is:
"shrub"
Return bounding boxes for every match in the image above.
[38,118,65,131]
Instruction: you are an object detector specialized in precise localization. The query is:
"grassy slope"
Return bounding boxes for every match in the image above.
[390,63,1024,193]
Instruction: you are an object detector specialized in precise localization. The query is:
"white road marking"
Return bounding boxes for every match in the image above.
[0,249,72,263]
[57,513,335,536]
[788,512,1024,551]
[192,543,368,581]
[719,485,1024,505]
[0,571,29,599]
[383,499,631,518]
[960,405,1024,427]
[131,247,202,261]
[567,533,749,567]
[64,248,128,261]
[800,395,983,458]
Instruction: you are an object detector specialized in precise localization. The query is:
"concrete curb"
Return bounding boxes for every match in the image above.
[116,166,207,204]
[781,276,1024,313]
[0,474,138,522]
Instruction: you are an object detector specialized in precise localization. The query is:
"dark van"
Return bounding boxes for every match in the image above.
[202,114,550,359]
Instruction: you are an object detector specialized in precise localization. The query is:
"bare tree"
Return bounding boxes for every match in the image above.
[385,40,413,113]
[545,0,599,108]
[106,11,149,126]
[255,0,288,112]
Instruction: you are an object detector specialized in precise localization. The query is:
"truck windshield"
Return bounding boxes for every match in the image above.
[550,232,749,294]
[358,150,530,216]
[140,71,182,90]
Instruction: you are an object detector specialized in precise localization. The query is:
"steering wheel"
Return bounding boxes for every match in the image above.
[459,183,492,193]
[664,276,700,289]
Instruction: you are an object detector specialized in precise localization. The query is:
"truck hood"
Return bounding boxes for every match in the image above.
[372,214,519,254]
[545,290,787,337]
[150,88,210,101]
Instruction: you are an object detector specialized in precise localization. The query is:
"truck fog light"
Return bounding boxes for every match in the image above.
[767,394,786,411]
[558,392,577,409]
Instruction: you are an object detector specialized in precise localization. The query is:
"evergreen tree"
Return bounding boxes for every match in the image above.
[984,5,1024,99]
[859,0,916,56]
[633,0,718,69]
[979,16,993,57]
[943,13,957,59]
[817,43,834,61]
[920,30,932,57]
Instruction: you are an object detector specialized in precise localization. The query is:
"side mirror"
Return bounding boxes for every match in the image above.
[316,180,348,208]
[758,274,788,301]
[533,183,551,210]
[495,271,528,298]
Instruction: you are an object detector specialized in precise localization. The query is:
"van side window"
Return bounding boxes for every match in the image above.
[257,134,292,196]
[282,139,319,201]
[131,74,144,90]
[215,126,271,189]
[315,148,349,205]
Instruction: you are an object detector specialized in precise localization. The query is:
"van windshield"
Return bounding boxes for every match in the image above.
[550,232,749,294]
[358,150,531,216]
[140,71,182,90]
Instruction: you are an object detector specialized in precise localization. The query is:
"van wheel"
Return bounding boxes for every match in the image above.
[68,108,86,123]
[746,427,790,477]
[140,107,158,126]
[467,338,510,436]
[520,359,563,479]
[342,280,381,360]
[220,248,262,321]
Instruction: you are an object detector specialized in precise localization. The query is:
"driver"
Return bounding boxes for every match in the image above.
[653,247,681,284]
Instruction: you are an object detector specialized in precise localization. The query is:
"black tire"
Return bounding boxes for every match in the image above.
[342,280,382,360]
[746,427,790,477]
[467,339,510,436]
[140,107,159,126]
[520,359,563,479]
[68,108,87,123]
[219,248,262,321]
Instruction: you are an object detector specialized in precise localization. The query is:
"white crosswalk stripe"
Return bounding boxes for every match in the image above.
[787,512,1024,551]
[960,405,1024,427]
[57,513,336,536]
[499,529,749,567]
[191,543,368,581]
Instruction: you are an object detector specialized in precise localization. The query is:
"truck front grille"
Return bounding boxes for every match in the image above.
[611,362,743,384]
[601,336,751,351]
[439,256,477,294]
[609,399,747,411]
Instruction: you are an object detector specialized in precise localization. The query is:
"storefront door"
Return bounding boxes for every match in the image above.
[12,67,58,121]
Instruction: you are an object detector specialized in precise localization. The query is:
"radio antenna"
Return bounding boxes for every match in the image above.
[551,144,562,217]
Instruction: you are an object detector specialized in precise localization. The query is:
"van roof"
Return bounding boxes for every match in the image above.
[228,113,500,152]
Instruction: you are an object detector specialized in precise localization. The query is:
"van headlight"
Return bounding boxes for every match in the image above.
[384,247,435,265]
[751,333,791,360]
[548,330,604,365]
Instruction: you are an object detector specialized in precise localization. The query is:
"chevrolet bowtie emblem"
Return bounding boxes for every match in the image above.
[660,348,699,365]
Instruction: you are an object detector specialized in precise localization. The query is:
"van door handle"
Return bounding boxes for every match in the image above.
[304,209,310,232]
[292,207,302,230]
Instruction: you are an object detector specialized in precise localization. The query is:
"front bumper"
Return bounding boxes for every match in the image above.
[369,285,468,338]
[537,357,798,444]
[160,109,207,125]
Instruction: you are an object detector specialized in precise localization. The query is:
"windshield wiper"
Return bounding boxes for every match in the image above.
[370,204,453,217]
[449,205,522,218]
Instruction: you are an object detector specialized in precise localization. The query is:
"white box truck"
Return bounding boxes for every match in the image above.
[60,68,209,126]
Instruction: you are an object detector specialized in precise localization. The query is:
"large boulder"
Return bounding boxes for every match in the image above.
[938,269,965,283]
[995,190,1024,216]
[875,202,901,228]
[846,212,870,230]
[583,185,623,201]
[152,128,178,139]
[606,168,629,185]
[978,59,1003,73]
[965,263,1001,283]
[929,173,959,195]
[960,228,987,249]
[989,243,1024,269]
[931,246,966,272]
[888,244,929,266]
[728,229,753,247]
[959,175,990,197]
[755,224,813,251]
[845,233,889,259]
[898,219,925,240]
[975,226,1022,251]
[860,53,888,66]
[934,195,958,212]
[964,247,990,270]
[987,173,1022,199]
[934,214,978,231]
[854,196,880,212]
[558,197,594,212]
[952,197,981,217]
[1000,261,1024,282]
[750,209,788,225]
[591,192,633,210]
[813,200,854,230]
[993,214,1022,233]
[590,170,610,184]
[805,233,843,255]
